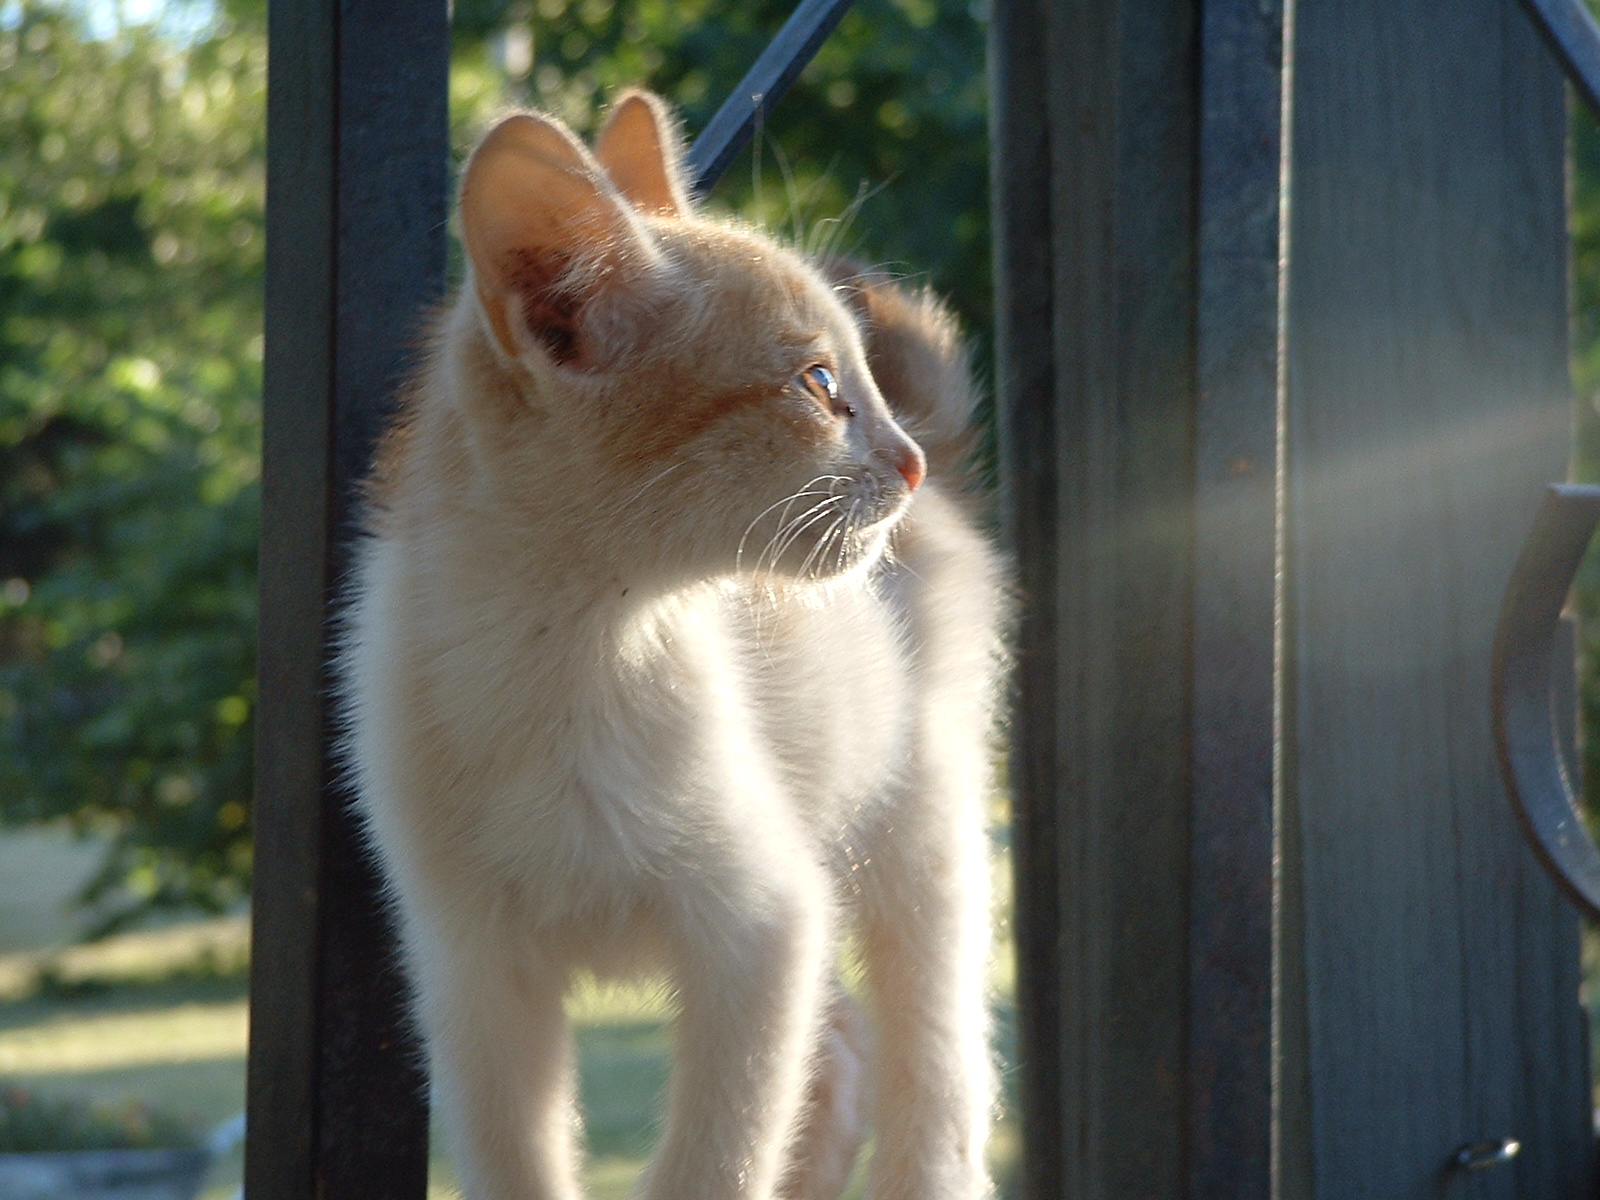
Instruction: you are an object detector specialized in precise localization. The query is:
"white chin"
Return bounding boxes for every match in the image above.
[825,514,900,580]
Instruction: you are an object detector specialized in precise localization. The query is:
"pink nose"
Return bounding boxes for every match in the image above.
[898,444,926,492]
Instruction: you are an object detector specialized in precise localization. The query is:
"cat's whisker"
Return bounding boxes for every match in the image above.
[895,553,926,584]
[796,515,846,580]
[837,499,865,574]
[831,494,871,578]
[812,204,853,262]
[750,99,765,220]
[777,477,846,535]
[877,519,911,578]
[740,495,823,573]
[813,177,886,262]
[763,130,806,249]
[739,475,847,560]
[736,480,846,569]
[750,494,838,577]
[758,496,843,578]
[796,524,838,583]
[831,512,854,576]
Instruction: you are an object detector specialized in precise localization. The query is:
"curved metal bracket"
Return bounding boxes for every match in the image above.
[1491,483,1600,919]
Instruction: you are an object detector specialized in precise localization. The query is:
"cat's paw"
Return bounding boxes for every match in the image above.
[778,990,870,1200]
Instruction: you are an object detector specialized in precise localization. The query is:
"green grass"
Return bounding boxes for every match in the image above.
[428,978,1018,1200]
[0,979,248,1198]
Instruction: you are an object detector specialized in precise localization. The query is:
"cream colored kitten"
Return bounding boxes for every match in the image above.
[340,91,1007,1200]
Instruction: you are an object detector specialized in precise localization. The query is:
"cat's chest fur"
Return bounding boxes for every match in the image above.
[346,527,913,930]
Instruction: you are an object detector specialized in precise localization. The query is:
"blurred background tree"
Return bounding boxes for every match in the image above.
[0,0,264,933]
[0,0,988,933]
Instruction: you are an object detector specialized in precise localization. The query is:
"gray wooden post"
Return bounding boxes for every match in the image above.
[1281,0,1592,1193]
[994,0,1286,1194]
[993,0,1259,1194]
[1188,1,1285,1193]
[246,2,448,1196]
[995,0,1594,1197]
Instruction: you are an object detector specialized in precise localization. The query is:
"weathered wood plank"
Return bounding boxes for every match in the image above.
[1189,1,1285,1195]
[996,0,1200,1194]
[1285,0,1591,1193]
[247,2,448,1196]
[990,0,1062,1193]
[248,0,334,1189]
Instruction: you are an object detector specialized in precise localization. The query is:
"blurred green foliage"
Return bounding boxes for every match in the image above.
[0,2,263,933]
[1563,0,1600,827]
[1576,115,1599,812]
[0,0,988,931]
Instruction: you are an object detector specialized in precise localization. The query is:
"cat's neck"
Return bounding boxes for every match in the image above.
[392,442,708,677]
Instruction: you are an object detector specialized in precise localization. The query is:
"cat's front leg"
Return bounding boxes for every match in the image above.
[406,910,582,1200]
[859,795,994,1200]
[641,842,834,1200]
[777,985,870,1200]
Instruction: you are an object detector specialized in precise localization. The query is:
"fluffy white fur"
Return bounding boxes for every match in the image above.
[339,92,1008,1200]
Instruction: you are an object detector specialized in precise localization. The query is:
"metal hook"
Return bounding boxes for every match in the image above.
[1490,483,1600,920]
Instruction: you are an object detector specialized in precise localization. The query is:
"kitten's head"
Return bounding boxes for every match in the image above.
[451,93,925,587]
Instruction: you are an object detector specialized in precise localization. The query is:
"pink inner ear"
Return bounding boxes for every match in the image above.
[461,112,638,363]
[502,247,582,364]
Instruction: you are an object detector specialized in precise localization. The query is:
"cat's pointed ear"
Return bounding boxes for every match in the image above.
[460,112,651,364]
[593,90,691,218]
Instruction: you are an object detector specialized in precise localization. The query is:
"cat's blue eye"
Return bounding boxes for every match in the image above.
[799,364,853,418]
